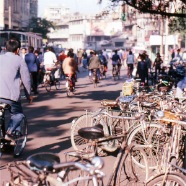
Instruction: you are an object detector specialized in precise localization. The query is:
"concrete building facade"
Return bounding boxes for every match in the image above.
[0,0,38,30]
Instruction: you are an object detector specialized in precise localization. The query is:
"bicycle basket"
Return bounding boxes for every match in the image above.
[122,82,134,96]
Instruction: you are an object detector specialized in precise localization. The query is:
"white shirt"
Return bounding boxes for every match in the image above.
[44,51,57,67]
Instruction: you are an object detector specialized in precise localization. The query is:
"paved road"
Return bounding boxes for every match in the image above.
[0,63,128,185]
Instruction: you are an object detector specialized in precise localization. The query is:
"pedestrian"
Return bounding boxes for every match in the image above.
[82,49,88,70]
[0,38,32,138]
[77,48,83,65]
[175,48,183,62]
[102,48,109,62]
[25,46,40,95]
[137,54,148,85]
[171,49,175,60]
[126,49,135,78]
[20,47,27,60]
[153,52,163,79]
[34,50,44,85]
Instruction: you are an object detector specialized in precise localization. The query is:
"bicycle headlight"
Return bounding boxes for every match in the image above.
[156,111,164,118]
[91,157,104,169]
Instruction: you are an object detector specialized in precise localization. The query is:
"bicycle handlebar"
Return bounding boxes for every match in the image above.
[91,109,145,121]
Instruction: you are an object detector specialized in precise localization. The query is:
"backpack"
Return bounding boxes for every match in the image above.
[99,55,106,65]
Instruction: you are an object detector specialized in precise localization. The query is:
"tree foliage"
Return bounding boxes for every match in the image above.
[28,18,55,39]
[99,0,186,30]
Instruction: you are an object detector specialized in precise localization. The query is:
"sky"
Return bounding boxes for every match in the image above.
[38,0,111,17]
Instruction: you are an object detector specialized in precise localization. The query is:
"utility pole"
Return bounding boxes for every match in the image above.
[8,6,12,29]
[164,16,169,65]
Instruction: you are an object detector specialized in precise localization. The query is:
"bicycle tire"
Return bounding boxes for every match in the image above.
[127,123,167,169]
[71,114,95,151]
[60,157,104,186]
[13,116,27,157]
[146,173,186,186]
[55,80,61,90]
[114,147,149,186]
[0,115,5,157]
[71,114,106,157]
[45,82,51,92]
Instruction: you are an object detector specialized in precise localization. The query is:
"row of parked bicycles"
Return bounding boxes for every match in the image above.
[1,75,186,185]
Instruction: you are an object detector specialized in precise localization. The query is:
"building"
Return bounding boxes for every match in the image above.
[43,4,70,23]
[46,7,125,52]
[0,0,38,30]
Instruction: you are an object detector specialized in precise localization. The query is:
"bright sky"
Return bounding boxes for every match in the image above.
[38,0,111,17]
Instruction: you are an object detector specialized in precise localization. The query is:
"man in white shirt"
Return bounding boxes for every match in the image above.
[44,47,58,82]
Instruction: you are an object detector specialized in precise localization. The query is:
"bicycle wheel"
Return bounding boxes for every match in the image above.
[146,173,186,186]
[71,114,106,157]
[55,79,61,90]
[127,123,167,169]
[71,114,94,150]
[14,116,28,157]
[114,147,149,186]
[0,116,5,157]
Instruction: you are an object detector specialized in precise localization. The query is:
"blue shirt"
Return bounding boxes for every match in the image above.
[25,53,39,72]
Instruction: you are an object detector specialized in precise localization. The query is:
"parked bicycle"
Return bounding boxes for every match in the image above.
[43,68,61,92]
[0,103,28,158]
[77,124,149,185]
[65,74,76,96]
[2,152,105,186]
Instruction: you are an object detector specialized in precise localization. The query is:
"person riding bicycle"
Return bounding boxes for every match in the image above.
[44,46,58,84]
[62,51,78,86]
[98,50,108,73]
[88,51,101,80]
[0,38,32,140]
[111,49,121,75]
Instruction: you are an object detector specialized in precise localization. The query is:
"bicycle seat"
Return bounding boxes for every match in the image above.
[101,100,118,108]
[26,152,60,172]
[78,124,104,140]
[158,86,171,92]
[141,102,157,107]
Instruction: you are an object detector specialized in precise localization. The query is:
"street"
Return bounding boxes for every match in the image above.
[0,63,127,185]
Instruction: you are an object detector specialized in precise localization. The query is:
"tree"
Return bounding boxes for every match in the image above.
[28,18,55,39]
[99,0,186,17]
[99,0,186,30]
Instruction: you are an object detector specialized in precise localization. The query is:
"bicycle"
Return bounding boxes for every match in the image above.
[0,103,28,158]
[100,64,106,79]
[77,123,149,186]
[65,74,76,96]
[144,117,186,185]
[43,68,61,92]
[89,69,99,88]
[112,65,120,80]
[71,108,153,161]
[2,152,105,186]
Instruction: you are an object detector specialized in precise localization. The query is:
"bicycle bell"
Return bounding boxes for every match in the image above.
[156,111,164,118]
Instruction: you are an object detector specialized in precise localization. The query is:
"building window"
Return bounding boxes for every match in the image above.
[5,0,9,10]
[115,42,124,47]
